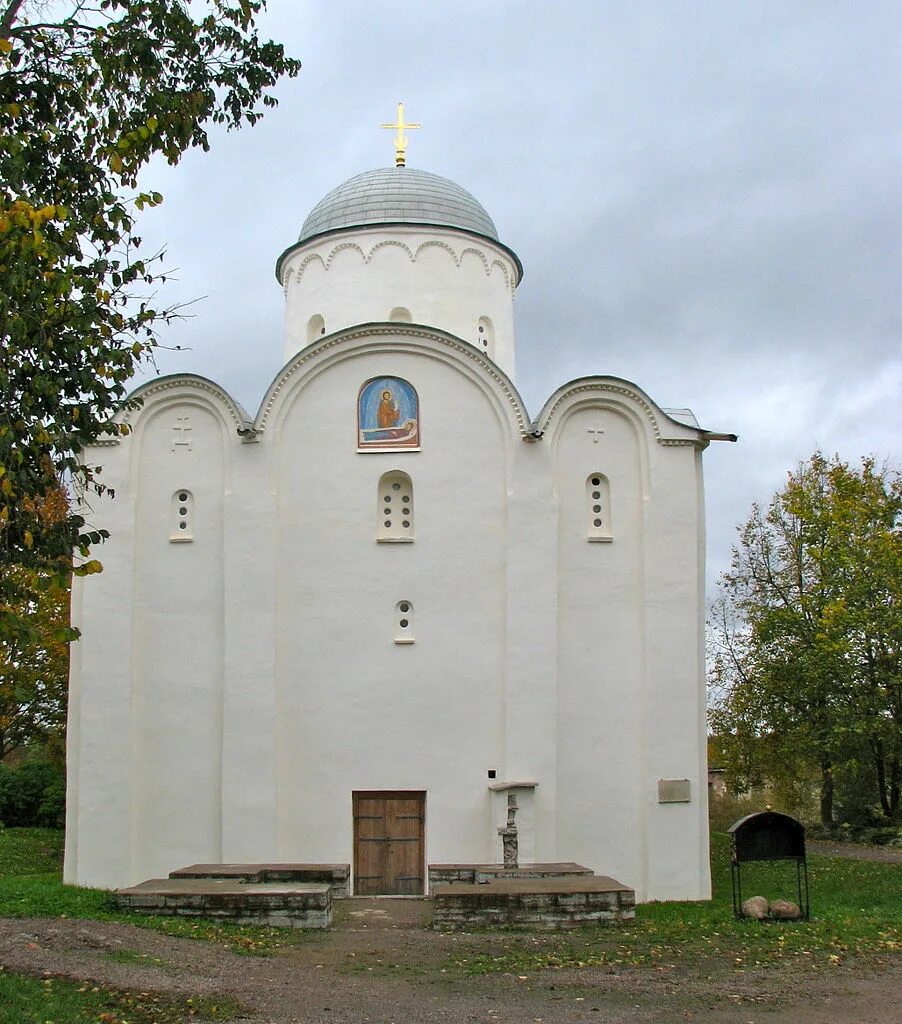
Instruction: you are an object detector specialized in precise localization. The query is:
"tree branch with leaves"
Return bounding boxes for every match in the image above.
[0,1,299,645]
[709,453,901,825]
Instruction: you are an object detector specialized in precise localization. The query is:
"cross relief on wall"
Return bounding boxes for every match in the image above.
[586,423,605,443]
[170,416,193,452]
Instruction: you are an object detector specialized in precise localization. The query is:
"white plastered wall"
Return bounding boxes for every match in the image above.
[280,226,519,378]
[65,333,712,901]
[65,478,134,887]
[66,384,237,887]
[551,401,648,893]
[641,442,711,900]
[265,337,519,872]
[541,383,711,902]
[129,399,227,881]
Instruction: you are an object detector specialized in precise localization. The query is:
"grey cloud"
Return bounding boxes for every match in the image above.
[132,1,900,589]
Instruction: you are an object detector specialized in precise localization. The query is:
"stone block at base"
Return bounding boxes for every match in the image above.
[115,878,332,928]
[432,876,635,930]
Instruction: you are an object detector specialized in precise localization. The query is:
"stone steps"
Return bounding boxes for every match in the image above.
[114,860,635,930]
[169,862,350,898]
[429,868,636,930]
[115,862,350,928]
[114,877,332,928]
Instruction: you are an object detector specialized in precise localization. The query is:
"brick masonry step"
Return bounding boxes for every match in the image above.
[169,863,350,898]
[115,878,333,928]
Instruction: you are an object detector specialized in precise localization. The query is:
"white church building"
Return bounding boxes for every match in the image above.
[65,134,731,902]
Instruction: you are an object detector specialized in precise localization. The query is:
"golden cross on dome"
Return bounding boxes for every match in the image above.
[380,102,421,167]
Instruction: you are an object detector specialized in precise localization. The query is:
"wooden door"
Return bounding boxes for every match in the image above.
[353,791,425,895]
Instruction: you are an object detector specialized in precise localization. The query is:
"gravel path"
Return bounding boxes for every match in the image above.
[807,840,902,863]
[1,843,898,1023]
[0,900,899,1024]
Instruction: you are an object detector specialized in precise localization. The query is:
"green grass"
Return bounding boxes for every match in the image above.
[446,832,902,975]
[0,971,241,1024]
[0,827,303,956]
[0,828,65,875]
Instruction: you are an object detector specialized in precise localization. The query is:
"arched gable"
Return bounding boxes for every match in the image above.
[117,375,251,495]
[536,376,703,449]
[256,323,530,445]
[121,374,251,434]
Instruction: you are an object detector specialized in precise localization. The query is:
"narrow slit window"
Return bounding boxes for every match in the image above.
[377,471,414,543]
[395,600,414,644]
[170,489,195,542]
[586,473,612,542]
[307,313,325,342]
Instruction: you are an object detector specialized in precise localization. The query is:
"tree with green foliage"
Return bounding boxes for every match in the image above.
[0,487,72,763]
[0,0,300,643]
[709,453,901,826]
[0,564,70,762]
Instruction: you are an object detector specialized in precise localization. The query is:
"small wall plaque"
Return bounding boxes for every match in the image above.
[658,779,691,803]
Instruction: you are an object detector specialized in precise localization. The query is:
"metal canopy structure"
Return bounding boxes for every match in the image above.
[728,811,810,920]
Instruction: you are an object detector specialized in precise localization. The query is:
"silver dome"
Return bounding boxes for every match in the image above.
[298,167,499,242]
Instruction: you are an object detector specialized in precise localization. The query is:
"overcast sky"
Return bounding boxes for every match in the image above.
[134,1,901,587]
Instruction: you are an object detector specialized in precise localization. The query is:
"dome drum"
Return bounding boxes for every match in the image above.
[278,167,521,377]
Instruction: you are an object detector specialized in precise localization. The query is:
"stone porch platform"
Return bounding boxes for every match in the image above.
[431,875,636,930]
[115,861,633,931]
[115,876,332,928]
